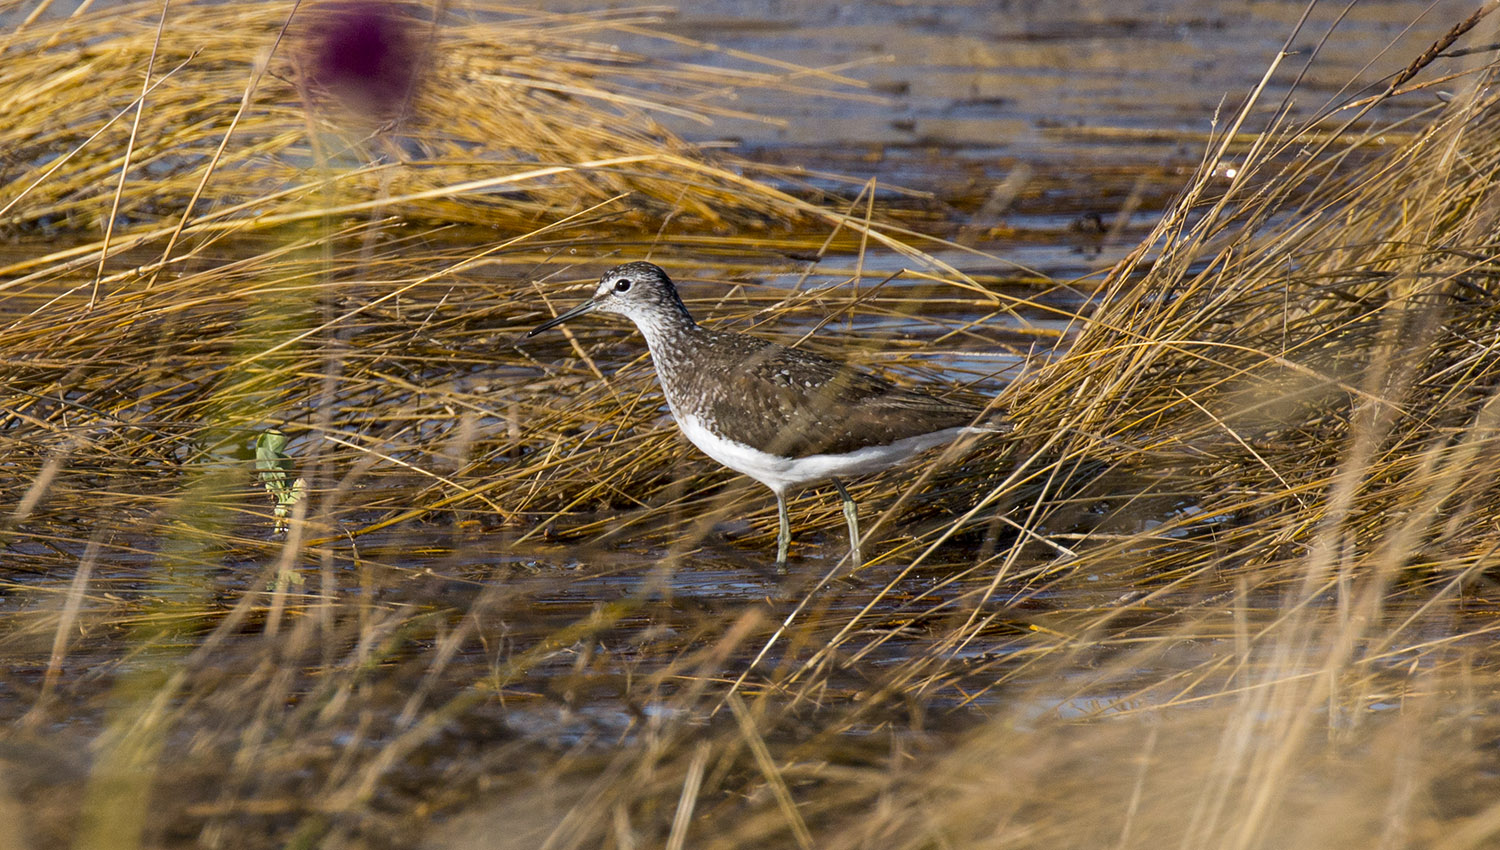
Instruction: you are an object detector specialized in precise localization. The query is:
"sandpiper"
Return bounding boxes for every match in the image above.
[528,261,1005,567]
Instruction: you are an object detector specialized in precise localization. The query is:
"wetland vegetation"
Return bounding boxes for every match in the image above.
[4,1,1500,848]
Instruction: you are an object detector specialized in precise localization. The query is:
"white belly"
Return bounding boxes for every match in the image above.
[675,413,973,496]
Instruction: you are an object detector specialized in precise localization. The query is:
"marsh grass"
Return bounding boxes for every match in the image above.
[5,1,1500,849]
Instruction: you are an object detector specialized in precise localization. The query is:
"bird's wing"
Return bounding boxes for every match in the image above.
[689,333,983,458]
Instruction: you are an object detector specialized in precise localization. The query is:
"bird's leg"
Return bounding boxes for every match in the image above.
[831,478,861,567]
[775,491,791,572]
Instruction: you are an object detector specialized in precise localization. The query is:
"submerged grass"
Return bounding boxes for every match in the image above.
[5,1,1500,849]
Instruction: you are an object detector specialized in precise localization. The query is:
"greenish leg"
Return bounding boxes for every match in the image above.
[831,478,861,567]
[775,491,791,571]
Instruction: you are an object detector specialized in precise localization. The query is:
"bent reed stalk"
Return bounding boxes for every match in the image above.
[3,3,1500,850]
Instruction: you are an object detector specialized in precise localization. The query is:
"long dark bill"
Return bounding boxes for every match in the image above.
[527,300,596,336]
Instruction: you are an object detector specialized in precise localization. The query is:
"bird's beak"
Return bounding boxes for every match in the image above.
[527,299,597,337]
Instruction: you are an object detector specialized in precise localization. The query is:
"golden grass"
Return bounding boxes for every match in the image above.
[5,2,1500,849]
[0,1,859,234]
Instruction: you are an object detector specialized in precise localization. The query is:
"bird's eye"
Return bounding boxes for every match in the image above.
[614,278,632,293]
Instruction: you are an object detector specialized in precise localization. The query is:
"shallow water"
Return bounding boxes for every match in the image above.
[546,0,1471,267]
[2,2,1493,847]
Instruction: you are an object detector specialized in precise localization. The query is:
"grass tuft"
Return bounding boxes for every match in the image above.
[5,3,1500,849]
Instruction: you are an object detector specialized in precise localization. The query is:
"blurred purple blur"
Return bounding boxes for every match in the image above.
[301,1,425,124]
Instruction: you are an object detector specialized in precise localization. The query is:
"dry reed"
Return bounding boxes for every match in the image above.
[5,2,1500,850]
